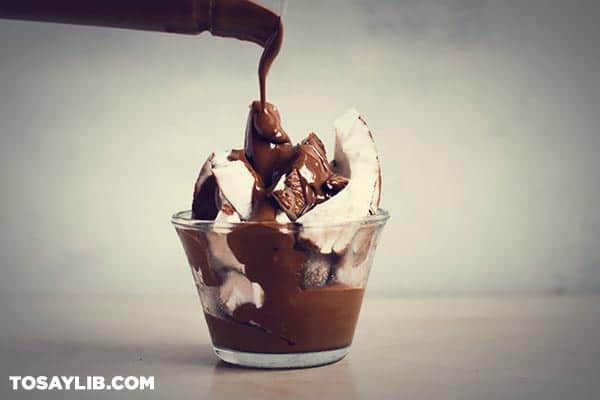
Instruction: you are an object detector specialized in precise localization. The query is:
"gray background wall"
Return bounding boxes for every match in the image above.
[0,0,599,296]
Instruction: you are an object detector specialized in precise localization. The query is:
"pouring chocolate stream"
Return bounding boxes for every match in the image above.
[1,0,292,220]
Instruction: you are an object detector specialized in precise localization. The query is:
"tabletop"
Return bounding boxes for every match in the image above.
[1,293,599,399]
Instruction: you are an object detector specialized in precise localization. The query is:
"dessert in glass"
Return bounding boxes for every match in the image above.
[172,105,388,368]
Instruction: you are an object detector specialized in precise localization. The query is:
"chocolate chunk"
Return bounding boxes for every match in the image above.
[271,132,350,221]
[271,170,306,220]
[323,174,349,196]
[301,132,327,156]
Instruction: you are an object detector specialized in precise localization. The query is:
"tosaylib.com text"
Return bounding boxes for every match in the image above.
[9,375,154,391]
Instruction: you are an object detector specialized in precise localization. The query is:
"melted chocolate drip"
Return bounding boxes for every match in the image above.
[227,147,282,221]
[244,102,296,187]
[191,158,219,220]
[224,225,365,352]
[258,20,284,108]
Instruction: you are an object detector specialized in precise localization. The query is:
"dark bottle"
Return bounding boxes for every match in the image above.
[0,0,280,47]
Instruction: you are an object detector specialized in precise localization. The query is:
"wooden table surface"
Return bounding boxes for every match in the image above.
[1,294,599,399]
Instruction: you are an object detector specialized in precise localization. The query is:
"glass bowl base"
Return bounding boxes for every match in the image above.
[213,345,350,369]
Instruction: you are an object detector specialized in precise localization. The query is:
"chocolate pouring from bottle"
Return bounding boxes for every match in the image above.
[172,210,389,368]
[1,0,391,368]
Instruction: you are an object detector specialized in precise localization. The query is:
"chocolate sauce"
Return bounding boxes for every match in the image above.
[227,147,283,221]
[244,102,295,187]
[227,225,364,352]
[176,226,366,353]
[206,287,364,353]
[258,20,283,108]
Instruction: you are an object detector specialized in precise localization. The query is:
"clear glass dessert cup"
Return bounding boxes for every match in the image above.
[172,209,389,368]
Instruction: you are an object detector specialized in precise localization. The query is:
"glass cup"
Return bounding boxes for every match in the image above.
[172,209,389,368]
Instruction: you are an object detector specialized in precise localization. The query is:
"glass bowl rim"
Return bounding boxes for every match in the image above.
[171,209,390,232]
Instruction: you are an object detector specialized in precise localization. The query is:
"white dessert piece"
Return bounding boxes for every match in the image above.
[219,270,264,314]
[202,198,244,274]
[211,151,256,221]
[193,270,264,317]
[331,108,381,214]
[333,225,378,286]
[275,210,291,224]
[193,152,255,221]
[205,231,245,275]
[297,109,381,254]
[215,202,242,224]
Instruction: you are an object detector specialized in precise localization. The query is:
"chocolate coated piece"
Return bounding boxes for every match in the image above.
[192,174,219,220]
[272,133,349,220]
[192,157,219,220]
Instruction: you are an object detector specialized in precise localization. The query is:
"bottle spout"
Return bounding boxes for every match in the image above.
[209,0,281,47]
